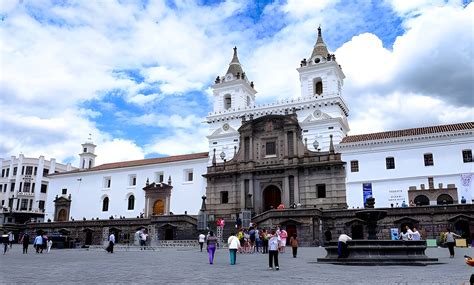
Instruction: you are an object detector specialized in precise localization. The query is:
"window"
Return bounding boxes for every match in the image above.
[41,184,47,193]
[38,200,45,210]
[424,153,434,166]
[317,184,326,198]
[61,188,67,195]
[0,185,2,192]
[265,141,276,156]
[82,160,85,169]
[156,172,164,183]
[1,200,3,206]
[11,183,15,192]
[129,175,137,186]
[103,177,111,188]
[128,195,135,210]
[1,169,4,177]
[23,182,31,193]
[221,191,229,204]
[25,166,33,175]
[34,167,37,175]
[21,166,24,175]
[83,147,87,153]
[88,160,92,169]
[102,197,109,211]
[314,79,323,95]
[386,157,395,169]
[184,169,193,182]
[6,168,9,177]
[20,199,28,210]
[13,167,17,176]
[224,95,232,110]
[428,177,434,189]
[463,149,473,163]
[43,168,49,176]
[350,160,359,172]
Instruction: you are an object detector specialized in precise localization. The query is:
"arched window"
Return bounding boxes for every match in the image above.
[437,194,454,205]
[88,160,92,169]
[414,195,430,206]
[128,195,135,210]
[224,94,232,110]
[314,79,323,95]
[102,197,109,212]
[82,159,85,169]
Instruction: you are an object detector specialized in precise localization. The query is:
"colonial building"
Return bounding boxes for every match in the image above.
[0,154,73,228]
[204,114,347,221]
[207,27,349,164]
[339,122,474,208]
[45,142,208,222]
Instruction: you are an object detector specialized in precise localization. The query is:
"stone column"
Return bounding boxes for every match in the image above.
[283,176,290,207]
[240,180,245,211]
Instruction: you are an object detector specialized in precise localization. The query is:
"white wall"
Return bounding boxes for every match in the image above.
[46,158,208,221]
[342,136,474,208]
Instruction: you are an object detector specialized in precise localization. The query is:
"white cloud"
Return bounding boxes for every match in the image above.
[1,1,472,166]
[95,139,145,165]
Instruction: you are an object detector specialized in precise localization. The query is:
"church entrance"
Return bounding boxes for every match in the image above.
[165,228,174,240]
[153,199,165,215]
[263,185,281,211]
[57,209,67,221]
[84,230,93,245]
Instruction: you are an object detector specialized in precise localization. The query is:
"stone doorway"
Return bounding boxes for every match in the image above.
[351,225,364,239]
[286,225,297,245]
[57,209,67,221]
[455,220,471,242]
[165,228,174,240]
[263,185,281,211]
[84,229,93,245]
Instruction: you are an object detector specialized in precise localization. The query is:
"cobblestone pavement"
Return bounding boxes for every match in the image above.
[0,245,473,284]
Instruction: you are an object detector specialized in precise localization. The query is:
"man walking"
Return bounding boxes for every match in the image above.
[198,232,206,252]
[21,233,30,254]
[34,233,43,253]
[8,232,14,249]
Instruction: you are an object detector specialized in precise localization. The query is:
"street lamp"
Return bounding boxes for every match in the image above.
[220,151,226,161]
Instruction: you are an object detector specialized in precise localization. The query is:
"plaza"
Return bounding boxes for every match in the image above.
[1,245,473,284]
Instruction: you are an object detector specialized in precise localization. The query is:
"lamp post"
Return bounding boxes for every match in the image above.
[220,151,226,169]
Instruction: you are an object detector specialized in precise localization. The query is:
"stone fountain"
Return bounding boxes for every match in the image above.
[317,197,440,266]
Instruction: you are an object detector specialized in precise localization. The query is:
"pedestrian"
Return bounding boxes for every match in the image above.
[21,232,29,254]
[1,233,8,255]
[445,228,461,258]
[411,227,421,241]
[106,233,115,253]
[227,232,240,265]
[338,233,352,258]
[42,234,48,253]
[207,231,218,264]
[140,229,148,250]
[268,230,280,270]
[261,229,269,254]
[8,232,14,249]
[47,239,53,253]
[34,233,43,253]
[279,228,287,253]
[198,232,206,252]
[289,234,299,258]
[399,226,410,241]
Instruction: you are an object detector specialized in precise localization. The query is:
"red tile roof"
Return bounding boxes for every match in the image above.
[51,152,209,175]
[341,122,474,143]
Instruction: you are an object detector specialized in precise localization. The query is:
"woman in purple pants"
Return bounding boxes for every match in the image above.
[207,231,218,264]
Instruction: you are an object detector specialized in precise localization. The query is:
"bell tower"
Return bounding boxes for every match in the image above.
[211,47,256,113]
[79,137,96,170]
[297,26,345,99]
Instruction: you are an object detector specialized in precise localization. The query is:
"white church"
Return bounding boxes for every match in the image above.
[3,28,471,222]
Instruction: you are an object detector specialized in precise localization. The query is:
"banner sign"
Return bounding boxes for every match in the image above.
[390,228,399,240]
[363,183,373,205]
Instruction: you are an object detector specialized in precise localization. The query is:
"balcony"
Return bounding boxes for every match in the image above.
[17,191,35,197]
[0,207,45,214]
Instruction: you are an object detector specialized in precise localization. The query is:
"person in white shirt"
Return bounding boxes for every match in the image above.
[198,233,206,252]
[47,239,53,253]
[106,233,115,253]
[411,227,421,241]
[8,232,14,249]
[34,234,43,253]
[445,228,461,258]
[406,226,414,240]
[268,230,281,270]
[338,234,352,258]
[227,233,240,265]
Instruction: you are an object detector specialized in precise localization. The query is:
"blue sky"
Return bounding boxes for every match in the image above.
[1,0,472,165]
